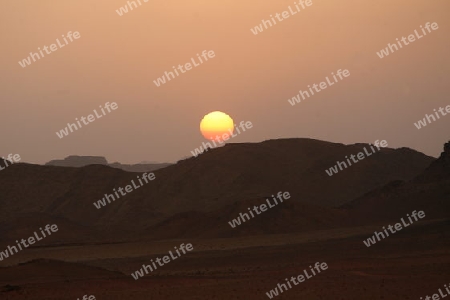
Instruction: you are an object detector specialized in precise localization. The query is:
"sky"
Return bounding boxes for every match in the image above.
[1,0,449,164]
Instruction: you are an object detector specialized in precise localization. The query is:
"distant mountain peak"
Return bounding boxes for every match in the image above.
[435,141,450,166]
[443,141,450,159]
[46,156,108,167]
[415,141,450,182]
[45,155,171,172]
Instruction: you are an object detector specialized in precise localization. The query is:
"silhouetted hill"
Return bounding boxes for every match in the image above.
[343,141,450,224]
[0,138,436,243]
[414,141,450,183]
[145,198,348,239]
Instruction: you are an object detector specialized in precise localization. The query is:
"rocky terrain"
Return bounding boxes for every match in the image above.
[0,139,448,299]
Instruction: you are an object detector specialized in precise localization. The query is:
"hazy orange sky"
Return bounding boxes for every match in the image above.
[1,0,449,164]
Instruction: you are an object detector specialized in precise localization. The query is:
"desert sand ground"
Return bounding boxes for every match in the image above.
[1,219,449,300]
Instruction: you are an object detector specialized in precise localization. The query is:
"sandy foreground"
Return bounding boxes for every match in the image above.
[0,220,449,300]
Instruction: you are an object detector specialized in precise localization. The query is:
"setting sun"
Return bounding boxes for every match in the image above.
[200,111,234,141]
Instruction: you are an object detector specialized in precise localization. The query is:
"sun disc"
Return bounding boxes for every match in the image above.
[200,111,234,141]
